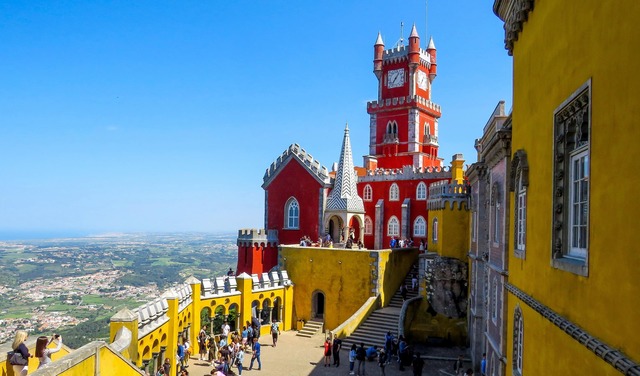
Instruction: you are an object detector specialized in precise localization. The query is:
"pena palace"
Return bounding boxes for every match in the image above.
[236,24,466,276]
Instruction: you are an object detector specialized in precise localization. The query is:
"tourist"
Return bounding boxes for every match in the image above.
[270,319,280,347]
[412,352,425,376]
[480,353,487,376]
[453,355,465,376]
[332,333,342,367]
[419,239,425,251]
[163,358,171,376]
[222,321,231,340]
[10,330,32,376]
[36,334,62,368]
[378,348,387,376]
[465,369,474,376]
[248,337,261,370]
[323,337,332,367]
[198,326,208,361]
[383,331,394,361]
[366,345,378,361]
[400,284,408,301]
[349,344,357,375]
[356,342,366,376]
[227,268,234,276]
[183,338,191,366]
[411,274,418,291]
[235,346,245,375]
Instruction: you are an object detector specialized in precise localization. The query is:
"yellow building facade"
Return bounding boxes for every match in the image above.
[494,0,640,375]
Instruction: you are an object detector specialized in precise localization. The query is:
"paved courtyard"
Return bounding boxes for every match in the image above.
[183,331,469,376]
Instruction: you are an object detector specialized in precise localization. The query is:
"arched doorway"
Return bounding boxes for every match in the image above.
[312,290,325,319]
[349,216,362,245]
[327,215,343,243]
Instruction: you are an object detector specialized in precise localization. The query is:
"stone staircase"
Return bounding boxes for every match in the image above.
[296,318,324,338]
[340,266,418,350]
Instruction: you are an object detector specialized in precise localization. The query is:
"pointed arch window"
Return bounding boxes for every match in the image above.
[432,218,438,243]
[387,216,399,236]
[363,184,373,202]
[511,149,529,259]
[413,216,426,237]
[364,216,373,235]
[416,182,427,200]
[513,306,524,375]
[389,183,400,201]
[386,120,398,135]
[285,198,299,229]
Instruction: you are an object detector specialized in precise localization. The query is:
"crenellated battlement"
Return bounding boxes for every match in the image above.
[359,164,451,182]
[263,144,331,187]
[368,95,441,114]
[382,45,432,68]
[427,180,470,210]
[132,297,170,338]
[237,228,278,246]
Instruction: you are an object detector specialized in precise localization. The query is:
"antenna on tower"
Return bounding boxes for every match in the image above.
[425,0,429,46]
[396,22,405,48]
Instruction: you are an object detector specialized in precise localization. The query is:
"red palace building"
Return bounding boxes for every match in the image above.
[237,25,465,275]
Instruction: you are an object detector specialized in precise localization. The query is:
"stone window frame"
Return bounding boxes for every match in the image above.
[510,149,529,259]
[432,218,438,243]
[413,216,426,237]
[389,183,400,201]
[363,184,373,202]
[491,182,501,245]
[284,197,300,229]
[386,120,398,135]
[387,216,400,236]
[364,216,373,235]
[513,305,524,375]
[416,181,427,200]
[491,277,499,324]
[551,81,591,276]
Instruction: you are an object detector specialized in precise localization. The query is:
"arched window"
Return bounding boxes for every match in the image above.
[285,198,299,229]
[389,183,399,201]
[387,216,399,236]
[386,121,398,135]
[416,182,427,200]
[363,184,373,201]
[432,218,438,243]
[413,216,426,237]
[364,216,373,235]
[513,307,524,374]
[511,149,529,258]
[491,183,501,244]
[424,122,430,136]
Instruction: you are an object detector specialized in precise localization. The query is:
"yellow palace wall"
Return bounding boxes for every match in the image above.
[280,246,417,331]
[506,0,640,374]
[428,202,469,260]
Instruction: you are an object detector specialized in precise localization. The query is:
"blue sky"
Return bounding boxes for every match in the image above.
[0,1,512,237]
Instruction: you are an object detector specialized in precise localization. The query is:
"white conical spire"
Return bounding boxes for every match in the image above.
[427,36,436,49]
[375,32,384,45]
[326,123,364,213]
[410,23,420,38]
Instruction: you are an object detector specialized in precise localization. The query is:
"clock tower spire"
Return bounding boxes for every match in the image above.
[365,27,442,171]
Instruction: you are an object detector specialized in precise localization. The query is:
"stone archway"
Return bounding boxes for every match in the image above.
[349,216,362,245]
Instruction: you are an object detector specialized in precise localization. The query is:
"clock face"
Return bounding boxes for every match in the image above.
[387,68,405,88]
[417,71,428,90]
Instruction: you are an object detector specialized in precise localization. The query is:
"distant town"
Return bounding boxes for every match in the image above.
[0,232,237,348]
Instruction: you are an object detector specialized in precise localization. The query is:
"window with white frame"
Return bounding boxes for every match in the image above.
[387,216,399,236]
[432,218,438,243]
[513,307,524,374]
[413,216,426,237]
[363,184,373,201]
[416,182,427,200]
[552,83,590,274]
[511,149,529,258]
[364,216,373,235]
[285,198,300,229]
[389,183,399,201]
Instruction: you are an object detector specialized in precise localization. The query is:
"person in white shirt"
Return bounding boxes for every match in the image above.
[36,334,62,368]
[222,321,231,339]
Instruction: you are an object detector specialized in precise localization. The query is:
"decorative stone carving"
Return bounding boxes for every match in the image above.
[425,256,468,319]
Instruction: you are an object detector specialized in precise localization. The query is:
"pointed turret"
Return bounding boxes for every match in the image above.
[374,32,385,78]
[409,24,420,65]
[326,123,364,213]
[427,36,437,80]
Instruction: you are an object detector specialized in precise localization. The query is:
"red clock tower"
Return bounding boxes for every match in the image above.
[365,25,441,170]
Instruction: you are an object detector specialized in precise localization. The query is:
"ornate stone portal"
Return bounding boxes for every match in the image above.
[425,256,468,318]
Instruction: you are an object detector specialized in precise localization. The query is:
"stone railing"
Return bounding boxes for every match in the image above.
[427,181,470,210]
